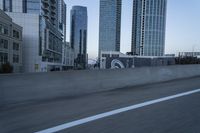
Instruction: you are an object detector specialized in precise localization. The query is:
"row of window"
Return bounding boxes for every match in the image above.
[145,0,166,16]
[0,24,21,39]
[0,39,20,51]
[0,52,19,63]
[23,0,40,14]
[48,32,62,53]
[3,0,41,14]
[42,52,62,63]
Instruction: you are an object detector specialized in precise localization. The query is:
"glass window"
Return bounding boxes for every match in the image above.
[13,30,20,39]
[0,52,8,63]
[22,0,27,13]
[13,54,19,63]
[0,39,3,48]
[26,0,40,14]
[0,25,3,34]
[4,27,8,35]
[0,25,9,35]
[0,39,8,49]
[3,0,12,12]
[13,42,19,51]
[4,40,8,49]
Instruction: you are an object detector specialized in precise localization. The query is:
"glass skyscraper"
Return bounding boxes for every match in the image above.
[0,0,67,72]
[99,0,122,55]
[70,6,88,69]
[132,0,167,56]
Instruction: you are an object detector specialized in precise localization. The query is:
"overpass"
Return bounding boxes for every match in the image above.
[0,65,200,133]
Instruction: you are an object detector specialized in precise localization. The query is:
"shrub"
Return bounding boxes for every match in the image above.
[0,62,13,73]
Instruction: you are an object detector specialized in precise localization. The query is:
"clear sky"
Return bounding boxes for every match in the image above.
[65,0,200,59]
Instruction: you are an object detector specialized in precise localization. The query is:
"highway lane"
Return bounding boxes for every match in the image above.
[1,76,200,133]
[65,92,200,133]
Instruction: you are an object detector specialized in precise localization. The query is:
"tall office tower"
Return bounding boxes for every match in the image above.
[131,0,167,56]
[99,0,122,55]
[0,0,67,72]
[70,6,88,69]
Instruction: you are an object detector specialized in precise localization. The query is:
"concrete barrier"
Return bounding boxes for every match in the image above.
[1,65,200,107]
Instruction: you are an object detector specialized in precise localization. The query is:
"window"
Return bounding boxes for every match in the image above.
[4,40,8,49]
[13,30,20,39]
[13,42,19,51]
[22,0,27,13]
[4,27,8,35]
[0,39,8,49]
[112,54,119,58]
[102,54,110,58]
[0,25,3,34]
[3,0,12,12]
[0,25,8,35]
[0,39,3,48]
[26,0,40,14]
[0,52,8,63]
[13,54,19,63]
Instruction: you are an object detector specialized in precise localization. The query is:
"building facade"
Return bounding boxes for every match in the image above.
[70,6,88,69]
[0,9,22,73]
[0,0,67,72]
[100,51,175,69]
[131,0,167,56]
[99,0,122,55]
[179,52,200,57]
[62,41,74,70]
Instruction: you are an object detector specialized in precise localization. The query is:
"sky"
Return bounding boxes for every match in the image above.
[65,0,200,59]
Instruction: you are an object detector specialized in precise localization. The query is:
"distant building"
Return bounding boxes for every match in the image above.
[0,0,67,72]
[131,0,167,56]
[179,52,200,57]
[99,0,122,55]
[165,54,176,57]
[0,9,22,73]
[62,42,74,70]
[100,51,175,69]
[70,6,88,69]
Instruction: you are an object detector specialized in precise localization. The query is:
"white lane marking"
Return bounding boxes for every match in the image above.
[35,88,200,133]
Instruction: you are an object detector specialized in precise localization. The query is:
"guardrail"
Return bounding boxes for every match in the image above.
[1,65,200,107]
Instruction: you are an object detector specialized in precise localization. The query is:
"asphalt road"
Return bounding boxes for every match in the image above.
[1,76,200,133]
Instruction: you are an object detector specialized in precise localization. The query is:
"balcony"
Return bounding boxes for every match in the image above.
[51,4,56,10]
[42,0,50,6]
[43,14,49,20]
[50,0,56,4]
[51,16,56,20]
[51,10,56,16]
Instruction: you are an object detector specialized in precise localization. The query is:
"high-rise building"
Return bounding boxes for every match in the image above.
[0,9,22,73]
[0,0,67,72]
[131,0,167,56]
[70,6,88,69]
[99,0,122,55]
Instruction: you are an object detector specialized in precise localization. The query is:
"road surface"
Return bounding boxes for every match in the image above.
[1,76,200,133]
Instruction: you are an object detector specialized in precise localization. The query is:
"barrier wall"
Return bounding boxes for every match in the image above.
[1,65,200,107]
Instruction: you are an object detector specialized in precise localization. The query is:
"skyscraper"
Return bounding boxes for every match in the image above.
[132,0,167,56]
[70,6,88,69]
[99,0,122,55]
[0,0,67,72]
